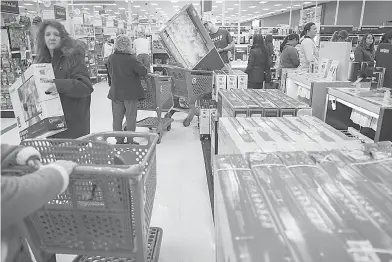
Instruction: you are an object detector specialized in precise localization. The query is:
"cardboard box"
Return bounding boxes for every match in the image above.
[214,70,227,102]
[233,70,248,89]
[199,100,210,136]
[225,70,238,89]
[9,63,66,140]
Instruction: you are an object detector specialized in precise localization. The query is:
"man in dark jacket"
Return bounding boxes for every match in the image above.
[107,35,148,144]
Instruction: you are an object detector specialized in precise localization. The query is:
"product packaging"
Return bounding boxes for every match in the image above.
[9,63,66,140]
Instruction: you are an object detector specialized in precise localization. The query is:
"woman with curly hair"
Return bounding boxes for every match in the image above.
[35,20,93,139]
[106,35,147,144]
[354,33,375,66]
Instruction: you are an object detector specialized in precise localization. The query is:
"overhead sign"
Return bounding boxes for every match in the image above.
[54,5,66,20]
[203,0,212,12]
[1,1,19,14]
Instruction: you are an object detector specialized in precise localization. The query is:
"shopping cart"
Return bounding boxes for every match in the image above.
[123,74,174,144]
[161,65,214,127]
[3,132,162,262]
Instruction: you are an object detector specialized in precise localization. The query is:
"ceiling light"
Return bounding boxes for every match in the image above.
[151,3,158,5]
[82,7,89,10]
[173,5,180,7]
[114,12,120,14]
[25,3,33,5]
[193,3,199,5]
[228,7,234,10]
[94,5,101,8]
[249,6,256,8]
[140,9,146,11]
[119,7,125,10]
[106,9,112,11]
[293,4,301,7]
[242,9,247,11]
[212,5,217,8]
[274,4,282,6]
[304,1,312,4]
[133,5,140,7]
[171,0,178,2]
[259,1,267,3]
[234,3,238,6]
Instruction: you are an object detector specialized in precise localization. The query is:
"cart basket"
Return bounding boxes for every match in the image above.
[3,132,159,261]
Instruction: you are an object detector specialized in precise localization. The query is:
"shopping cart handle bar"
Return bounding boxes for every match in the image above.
[79,131,158,168]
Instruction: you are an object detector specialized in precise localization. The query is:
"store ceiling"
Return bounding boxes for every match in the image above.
[18,0,331,23]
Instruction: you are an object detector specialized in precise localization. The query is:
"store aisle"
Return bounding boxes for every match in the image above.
[1,81,215,262]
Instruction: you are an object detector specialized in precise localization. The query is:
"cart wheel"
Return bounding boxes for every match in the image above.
[157,134,162,144]
[183,118,191,127]
[166,124,171,131]
[149,127,153,131]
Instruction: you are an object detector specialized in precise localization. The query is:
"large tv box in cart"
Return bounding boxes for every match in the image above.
[157,4,224,71]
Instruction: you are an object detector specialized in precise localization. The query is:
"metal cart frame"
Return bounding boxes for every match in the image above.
[3,132,162,262]
[123,74,174,144]
[161,65,214,127]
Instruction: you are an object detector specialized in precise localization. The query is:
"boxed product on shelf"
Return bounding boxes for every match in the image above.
[158,4,224,70]
[213,70,227,101]
[218,89,248,117]
[9,63,66,140]
[233,70,248,89]
[225,70,238,89]
[217,116,362,155]
[199,99,217,139]
[214,143,392,262]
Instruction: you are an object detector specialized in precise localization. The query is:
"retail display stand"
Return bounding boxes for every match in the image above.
[285,72,352,120]
[214,141,392,262]
[325,87,392,142]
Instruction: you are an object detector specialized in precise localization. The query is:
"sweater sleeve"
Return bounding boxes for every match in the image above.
[54,59,94,98]
[1,164,69,229]
[245,49,255,74]
[289,47,300,67]
[132,57,148,77]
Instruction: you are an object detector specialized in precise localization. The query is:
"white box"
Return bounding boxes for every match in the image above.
[233,70,248,89]
[214,70,227,101]
[9,64,66,140]
[319,41,352,81]
[226,70,238,89]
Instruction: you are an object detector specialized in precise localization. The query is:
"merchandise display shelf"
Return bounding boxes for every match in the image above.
[325,87,392,142]
[218,89,311,118]
[214,141,392,262]
[217,116,363,156]
[286,72,352,120]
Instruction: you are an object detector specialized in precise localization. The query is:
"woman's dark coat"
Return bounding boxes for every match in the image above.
[106,51,148,101]
[245,48,271,84]
[49,47,93,139]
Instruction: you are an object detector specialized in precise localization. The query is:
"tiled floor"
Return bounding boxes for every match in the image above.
[1,81,215,262]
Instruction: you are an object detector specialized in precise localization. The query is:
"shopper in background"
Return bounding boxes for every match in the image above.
[103,39,114,59]
[106,35,148,145]
[1,144,77,262]
[133,32,151,71]
[330,30,349,42]
[280,33,300,69]
[265,34,274,66]
[204,20,235,65]
[245,34,271,89]
[354,33,375,66]
[380,30,392,44]
[35,20,93,139]
[298,22,319,71]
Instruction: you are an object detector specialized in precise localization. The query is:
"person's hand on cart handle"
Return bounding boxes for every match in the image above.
[16,147,41,168]
[129,164,144,174]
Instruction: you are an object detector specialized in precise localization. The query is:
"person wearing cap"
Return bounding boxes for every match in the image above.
[204,20,235,64]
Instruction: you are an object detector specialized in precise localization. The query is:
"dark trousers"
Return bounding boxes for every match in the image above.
[136,53,151,71]
[111,100,138,143]
[247,82,263,89]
